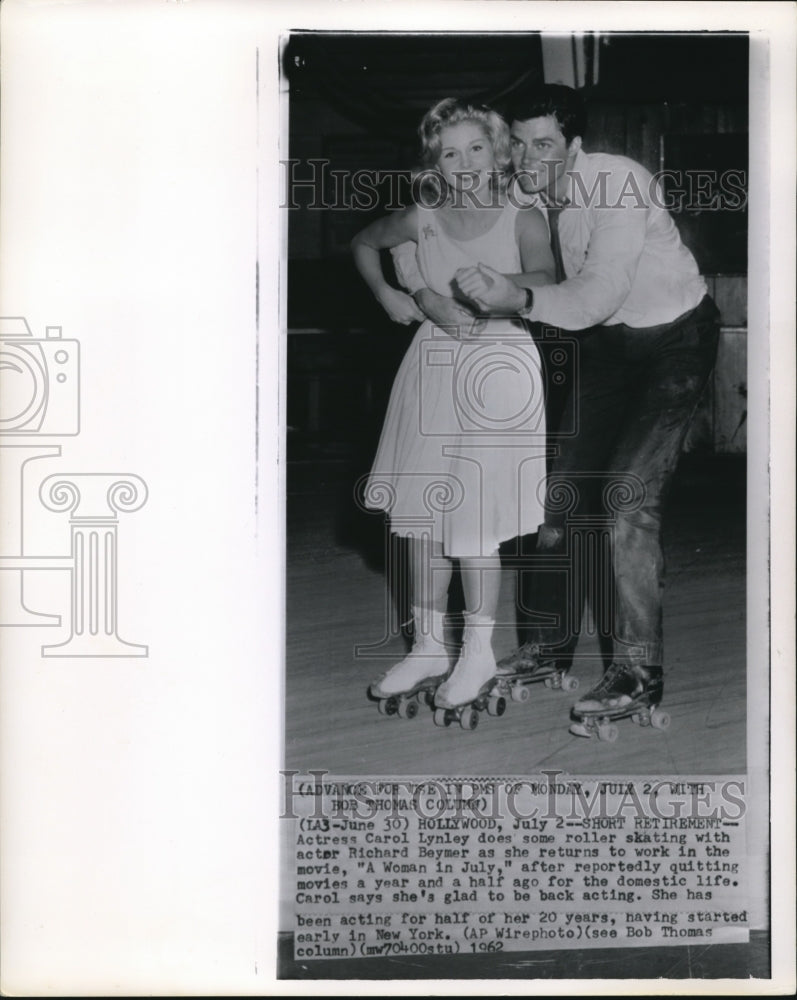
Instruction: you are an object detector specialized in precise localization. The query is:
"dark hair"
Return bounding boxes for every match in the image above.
[506,84,587,144]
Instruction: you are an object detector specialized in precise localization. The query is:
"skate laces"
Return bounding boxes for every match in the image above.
[589,661,634,697]
[497,641,540,674]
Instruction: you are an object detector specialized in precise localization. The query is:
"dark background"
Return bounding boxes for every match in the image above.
[280,36,758,981]
[284,30,749,463]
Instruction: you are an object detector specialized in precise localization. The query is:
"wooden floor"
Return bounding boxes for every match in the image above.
[284,454,747,776]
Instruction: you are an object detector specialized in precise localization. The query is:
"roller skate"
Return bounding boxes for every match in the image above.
[568,662,670,742]
[369,608,450,720]
[494,641,579,704]
[433,615,499,731]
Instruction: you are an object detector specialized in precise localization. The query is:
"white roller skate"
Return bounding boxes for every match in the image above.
[433,615,498,731]
[369,608,450,720]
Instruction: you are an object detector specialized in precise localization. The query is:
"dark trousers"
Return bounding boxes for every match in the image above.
[522,295,721,670]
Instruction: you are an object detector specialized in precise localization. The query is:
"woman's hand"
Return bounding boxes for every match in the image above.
[414,288,486,339]
[375,286,426,325]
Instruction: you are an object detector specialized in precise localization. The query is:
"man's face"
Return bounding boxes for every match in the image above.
[510,115,578,197]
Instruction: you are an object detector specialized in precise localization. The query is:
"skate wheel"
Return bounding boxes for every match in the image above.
[493,678,509,698]
[434,708,452,728]
[544,676,555,689]
[569,720,594,739]
[511,683,530,703]
[474,695,489,712]
[397,698,418,720]
[561,674,579,692]
[459,707,479,731]
[487,695,506,717]
[631,712,641,725]
[650,708,671,731]
[597,723,619,743]
[378,697,397,716]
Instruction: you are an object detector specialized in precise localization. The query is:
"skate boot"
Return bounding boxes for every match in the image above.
[369,608,450,719]
[495,641,579,701]
[433,615,498,730]
[569,662,670,742]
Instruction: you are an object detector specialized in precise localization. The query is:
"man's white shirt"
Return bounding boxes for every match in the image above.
[392,148,707,331]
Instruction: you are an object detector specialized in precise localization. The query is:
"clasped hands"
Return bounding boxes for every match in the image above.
[376,285,485,338]
[377,263,524,339]
[417,264,525,340]
[417,265,526,339]
[453,264,527,317]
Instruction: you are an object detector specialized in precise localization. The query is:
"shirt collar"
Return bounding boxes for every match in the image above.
[510,149,587,210]
[562,148,590,208]
[543,148,589,209]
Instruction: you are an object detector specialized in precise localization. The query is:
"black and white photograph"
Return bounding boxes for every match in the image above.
[280,17,788,988]
[0,1,793,995]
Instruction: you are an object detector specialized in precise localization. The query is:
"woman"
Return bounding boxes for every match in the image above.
[351,97,555,713]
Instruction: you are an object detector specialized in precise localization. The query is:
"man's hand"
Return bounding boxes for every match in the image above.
[454,264,527,316]
[414,288,487,339]
[375,286,425,325]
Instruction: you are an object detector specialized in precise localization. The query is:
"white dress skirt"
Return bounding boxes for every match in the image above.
[363,201,547,557]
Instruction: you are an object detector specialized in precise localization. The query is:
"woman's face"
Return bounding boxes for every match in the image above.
[436,121,496,197]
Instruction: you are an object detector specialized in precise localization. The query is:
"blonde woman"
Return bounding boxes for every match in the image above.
[352,98,555,718]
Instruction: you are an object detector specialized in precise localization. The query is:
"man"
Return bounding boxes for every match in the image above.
[392,84,720,734]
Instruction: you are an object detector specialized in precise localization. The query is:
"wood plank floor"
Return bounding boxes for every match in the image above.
[284,455,747,776]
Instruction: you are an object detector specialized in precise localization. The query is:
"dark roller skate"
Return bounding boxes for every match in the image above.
[569,662,670,742]
[494,641,579,704]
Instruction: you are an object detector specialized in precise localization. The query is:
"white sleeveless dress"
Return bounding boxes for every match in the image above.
[364,200,547,557]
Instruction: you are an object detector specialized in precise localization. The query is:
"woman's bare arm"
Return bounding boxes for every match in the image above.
[454,206,556,311]
[351,207,424,325]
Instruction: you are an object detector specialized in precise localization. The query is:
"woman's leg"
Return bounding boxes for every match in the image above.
[371,535,453,697]
[410,535,451,632]
[435,552,502,707]
[459,553,502,619]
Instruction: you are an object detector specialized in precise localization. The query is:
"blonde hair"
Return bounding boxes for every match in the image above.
[419,97,511,177]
